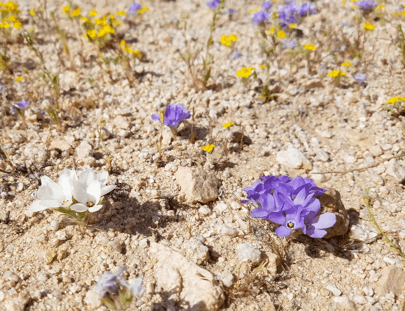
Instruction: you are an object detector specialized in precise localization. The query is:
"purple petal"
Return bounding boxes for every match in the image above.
[268,211,286,225]
[276,226,292,237]
[151,114,161,122]
[312,213,336,229]
[250,208,269,219]
[307,228,327,238]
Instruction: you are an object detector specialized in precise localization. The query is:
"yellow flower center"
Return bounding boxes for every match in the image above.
[87,201,95,207]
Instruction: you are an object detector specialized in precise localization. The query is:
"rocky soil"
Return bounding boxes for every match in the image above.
[1,0,405,310]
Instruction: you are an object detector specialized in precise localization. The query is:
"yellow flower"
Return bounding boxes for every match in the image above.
[133,50,142,58]
[341,61,353,67]
[236,67,255,78]
[0,22,10,28]
[363,22,375,30]
[29,9,35,16]
[277,30,286,38]
[328,70,346,78]
[120,40,127,47]
[202,144,215,153]
[249,8,258,14]
[387,96,405,104]
[109,13,115,19]
[98,24,114,37]
[15,76,24,81]
[220,34,238,47]
[62,6,70,14]
[376,4,385,9]
[70,7,81,17]
[267,27,275,34]
[289,23,297,29]
[304,44,316,51]
[13,21,22,29]
[260,65,266,69]
[223,122,234,128]
[117,10,127,16]
[89,9,97,16]
[38,8,44,13]
[342,0,347,4]
[95,16,107,26]
[138,6,149,14]
[80,16,90,23]
[112,19,121,26]
[87,29,96,39]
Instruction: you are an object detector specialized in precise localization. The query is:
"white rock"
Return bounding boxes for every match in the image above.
[84,289,103,308]
[353,295,367,304]
[333,296,356,310]
[76,140,92,159]
[150,242,224,310]
[276,147,312,169]
[341,151,357,164]
[386,159,405,182]
[314,148,330,162]
[237,244,261,265]
[219,271,234,287]
[199,206,212,216]
[326,284,342,296]
[309,167,326,183]
[218,225,238,237]
[215,202,228,213]
[0,291,4,302]
[181,238,209,265]
[369,145,383,157]
[139,239,149,249]
[49,220,59,231]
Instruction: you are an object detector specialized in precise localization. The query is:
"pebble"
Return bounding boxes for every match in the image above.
[237,243,261,265]
[353,294,367,304]
[219,271,234,287]
[219,225,238,237]
[326,284,342,296]
[198,205,211,216]
[139,239,149,249]
[49,220,59,231]
[369,145,383,157]
[386,159,405,182]
[215,202,228,213]
[276,147,312,169]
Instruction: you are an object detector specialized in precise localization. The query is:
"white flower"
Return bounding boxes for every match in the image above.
[29,169,76,212]
[70,169,116,213]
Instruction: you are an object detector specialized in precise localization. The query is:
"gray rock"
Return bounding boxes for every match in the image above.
[181,238,209,265]
[175,167,219,203]
[386,159,405,182]
[375,265,405,297]
[237,244,261,265]
[150,242,224,310]
[318,188,350,238]
[276,147,312,170]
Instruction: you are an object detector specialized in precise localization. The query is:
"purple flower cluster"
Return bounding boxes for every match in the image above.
[357,0,377,14]
[278,0,317,28]
[282,38,297,49]
[94,266,145,298]
[262,1,273,11]
[11,100,30,114]
[207,0,220,10]
[151,103,191,128]
[354,73,366,83]
[252,10,271,25]
[227,8,237,15]
[242,175,336,238]
[128,2,141,15]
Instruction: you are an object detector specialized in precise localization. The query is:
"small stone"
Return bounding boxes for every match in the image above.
[276,147,312,170]
[218,225,238,237]
[326,284,342,296]
[353,294,367,304]
[215,202,228,213]
[219,271,234,287]
[386,159,405,183]
[375,265,405,297]
[333,296,356,311]
[0,291,4,302]
[181,238,209,265]
[76,140,93,159]
[107,240,122,252]
[309,167,326,183]
[49,220,59,231]
[139,239,149,249]
[369,145,383,157]
[175,167,219,203]
[302,79,324,89]
[198,206,211,216]
[314,148,330,162]
[117,129,130,138]
[341,151,357,164]
[237,243,261,265]
[84,289,103,308]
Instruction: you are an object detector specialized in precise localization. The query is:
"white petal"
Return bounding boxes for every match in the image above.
[97,171,109,186]
[72,179,93,203]
[79,169,95,185]
[88,204,103,213]
[29,200,50,212]
[100,185,116,196]
[70,203,88,212]
[37,177,65,202]
[87,181,102,204]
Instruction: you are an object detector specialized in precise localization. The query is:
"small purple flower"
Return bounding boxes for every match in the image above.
[0,84,6,93]
[354,73,366,83]
[269,206,306,237]
[128,2,141,15]
[262,1,273,10]
[398,6,405,13]
[128,278,145,296]
[207,0,220,10]
[252,10,270,25]
[151,103,191,128]
[11,100,30,114]
[357,0,377,14]
[278,0,317,28]
[228,8,237,15]
[282,38,297,49]
[298,3,317,17]
[94,266,128,297]
[340,45,346,52]
[229,51,242,59]
[304,212,336,238]
[38,108,45,116]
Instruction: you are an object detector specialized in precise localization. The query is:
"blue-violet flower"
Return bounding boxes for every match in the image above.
[151,103,191,128]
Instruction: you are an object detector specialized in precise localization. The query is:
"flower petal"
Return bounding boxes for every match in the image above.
[88,204,103,213]
[312,213,336,229]
[29,200,54,212]
[70,203,88,212]
[276,226,291,237]
[268,212,286,225]
[100,185,116,196]
[250,208,269,219]
[307,228,327,238]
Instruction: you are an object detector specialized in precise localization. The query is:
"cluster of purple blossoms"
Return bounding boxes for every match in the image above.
[151,103,191,128]
[357,0,377,14]
[94,266,145,300]
[242,175,336,238]
[354,73,366,83]
[11,100,29,114]
[252,10,271,25]
[278,0,317,29]
[128,2,141,15]
[262,1,273,11]
[207,0,220,10]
